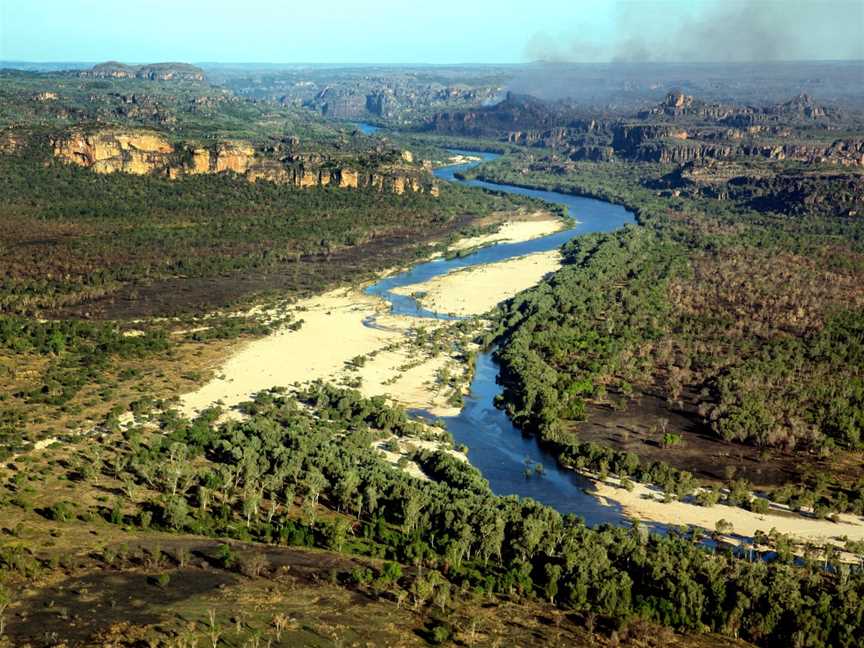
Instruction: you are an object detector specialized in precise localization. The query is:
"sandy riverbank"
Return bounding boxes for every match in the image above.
[181,213,564,419]
[592,478,864,546]
[181,287,463,418]
[176,216,864,552]
[391,250,562,317]
[449,214,565,252]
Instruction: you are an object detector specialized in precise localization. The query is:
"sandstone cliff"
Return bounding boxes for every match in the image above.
[80,62,206,82]
[52,130,174,175]
[426,90,861,168]
[48,129,437,195]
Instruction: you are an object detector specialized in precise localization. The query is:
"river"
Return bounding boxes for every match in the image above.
[365,149,637,525]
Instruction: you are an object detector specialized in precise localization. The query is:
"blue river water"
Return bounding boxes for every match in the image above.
[352,122,381,135]
[364,147,636,525]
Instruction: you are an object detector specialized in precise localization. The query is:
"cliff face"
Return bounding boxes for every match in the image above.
[52,130,174,175]
[49,129,437,195]
[639,91,840,125]
[81,62,206,82]
[503,120,862,167]
[611,124,690,150]
[631,138,864,166]
[426,93,569,137]
[660,160,863,217]
[427,91,862,168]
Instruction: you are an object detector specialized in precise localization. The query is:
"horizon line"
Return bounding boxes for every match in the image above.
[2,58,863,68]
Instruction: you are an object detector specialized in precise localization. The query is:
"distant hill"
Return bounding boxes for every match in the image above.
[81,61,206,81]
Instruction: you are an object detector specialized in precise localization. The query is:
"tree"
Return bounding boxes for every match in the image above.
[242,487,262,527]
[363,484,378,518]
[544,563,562,604]
[412,575,435,610]
[325,518,350,553]
[302,468,328,506]
[714,519,733,537]
[162,495,189,530]
[161,442,193,497]
[240,552,269,578]
[336,469,360,513]
[478,512,505,566]
[0,584,10,638]
[401,492,423,534]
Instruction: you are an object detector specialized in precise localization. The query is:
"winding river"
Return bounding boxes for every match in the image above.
[364,149,638,526]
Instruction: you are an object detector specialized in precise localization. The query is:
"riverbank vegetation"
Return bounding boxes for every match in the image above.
[477,151,864,514]
[2,387,861,646]
[0,139,552,459]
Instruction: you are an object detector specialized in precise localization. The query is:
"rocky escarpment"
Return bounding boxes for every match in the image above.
[639,91,842,125]
[657,160,863,216]
[48,129,437,195]
[425,92,573,137]
[501,120,863,167]
[629,137,864,166]
[80,62,206,82]
[290,83,501,121]
[426,91,863,168]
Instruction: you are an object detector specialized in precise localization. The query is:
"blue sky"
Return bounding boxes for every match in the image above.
[1,0,862,64]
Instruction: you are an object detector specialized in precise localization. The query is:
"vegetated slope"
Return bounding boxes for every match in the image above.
[0,143,536,317]
[0,386,857,646]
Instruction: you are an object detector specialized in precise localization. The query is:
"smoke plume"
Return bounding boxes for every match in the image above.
[525,0,864,64]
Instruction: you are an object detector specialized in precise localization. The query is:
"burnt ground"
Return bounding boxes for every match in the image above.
[5,539,395,647]
[572,390,826,489]
[3,536,677,648]
[3,535,752,648]
[51,214,479,321]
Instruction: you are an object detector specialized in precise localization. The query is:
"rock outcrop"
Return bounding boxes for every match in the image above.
[0,130,22,154]
[426,90,861,168]
[214,141,255,174]
[52,130,174,175]
[426,93,568,138]
[658,160,863,216]
[291,81,501,122]
[49,129,437,195]
[80,62,206,82]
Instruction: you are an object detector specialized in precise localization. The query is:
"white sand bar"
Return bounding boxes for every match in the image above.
[182,288,460,418]
[392,250,562,317]
[449,216,565,252]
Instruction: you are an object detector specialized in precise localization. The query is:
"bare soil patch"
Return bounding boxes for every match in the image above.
[573,390,818,488]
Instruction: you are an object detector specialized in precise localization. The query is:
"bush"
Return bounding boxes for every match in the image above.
[152,572,171,588]
[47,501,73,522]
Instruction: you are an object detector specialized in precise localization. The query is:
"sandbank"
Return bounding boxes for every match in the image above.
[391,250,562,317]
